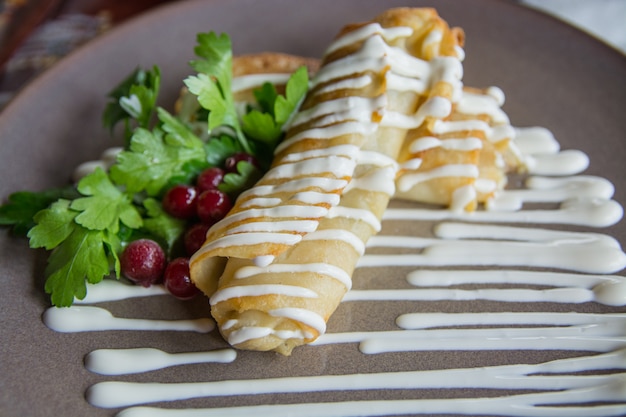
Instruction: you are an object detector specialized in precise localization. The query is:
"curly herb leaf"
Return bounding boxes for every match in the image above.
[204,134,244,167]
[71,167,142,233]
[0,187,79,236]
[142,198,186,253]
[110,124,206,197]
[253,82,279,114]
[185,32,251,154]
[241,110,282,144]
[219,161,262,196]
[157,107,204,149]
[275,66,309,124]
[189,32,233,93]
[44,226,111,306]
[103,230,122,278]
[242,66,308,147]
[27,198,113,306]
[27,199,77,250]
[103,66,161,144]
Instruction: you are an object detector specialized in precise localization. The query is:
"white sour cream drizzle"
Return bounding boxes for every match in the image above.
[54,21,626,417]
[73,280,168,303]
[43,306,214,333]
[59,132,626,417]
[345,269,626,306]
[85,348,236,375]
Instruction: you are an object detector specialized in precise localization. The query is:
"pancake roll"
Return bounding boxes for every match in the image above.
[395,85,527,211]
[190,7,465,355]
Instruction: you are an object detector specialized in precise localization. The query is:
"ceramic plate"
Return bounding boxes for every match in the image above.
[1,1,625,416]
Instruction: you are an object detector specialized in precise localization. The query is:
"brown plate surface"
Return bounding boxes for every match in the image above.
[1,1,624,416]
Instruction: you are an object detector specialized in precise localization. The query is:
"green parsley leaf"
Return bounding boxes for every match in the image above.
[157,107,204,149]
[103,66,161,143]
[253,82,279,114]
[189,32,233,95]
[109,128,170,194]
[219,161,262,196]
[44,226,111,306]
[103,230,122,278]
[164,159,209,190]
[142,198,186,253]
[242,110,282,144]
[27,199,77,250]
[204,134,243,167]
[241,66,308,147]
[275,66,308,124]
[27,194,126,306]
[184,74,249,150]
[0,187,79,236]
[110,126,206,196]
[70,167,142,233]
[185,32,252,154]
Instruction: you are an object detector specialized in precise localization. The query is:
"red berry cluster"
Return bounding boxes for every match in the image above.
[120,240,197,300]
[119,152,258,301]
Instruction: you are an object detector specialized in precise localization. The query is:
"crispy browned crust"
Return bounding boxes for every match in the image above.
[329,7,464,63]
[232,52,319,77]
[375,7,464,56]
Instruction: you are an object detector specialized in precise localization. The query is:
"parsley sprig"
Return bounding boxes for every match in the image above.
[184,32,308,157]
[186,32,250,153]
[0,31,309,307]
[102,66,161,145]
[242,65,308,146]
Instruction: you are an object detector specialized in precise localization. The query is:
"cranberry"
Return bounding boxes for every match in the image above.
[183,223,211,256]
[163,257,199,300]
[162,184,198,219]
[120,239,166,287]
[196,167,225,192]
[224,152,259,173]
[196,189,232,224]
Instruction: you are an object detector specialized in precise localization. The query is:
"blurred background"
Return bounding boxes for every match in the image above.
[0,0,173,109]
[1,0,624,110]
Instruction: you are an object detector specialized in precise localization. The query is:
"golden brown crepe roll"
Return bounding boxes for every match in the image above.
[190,7,465,355]
[395,85,527,211]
